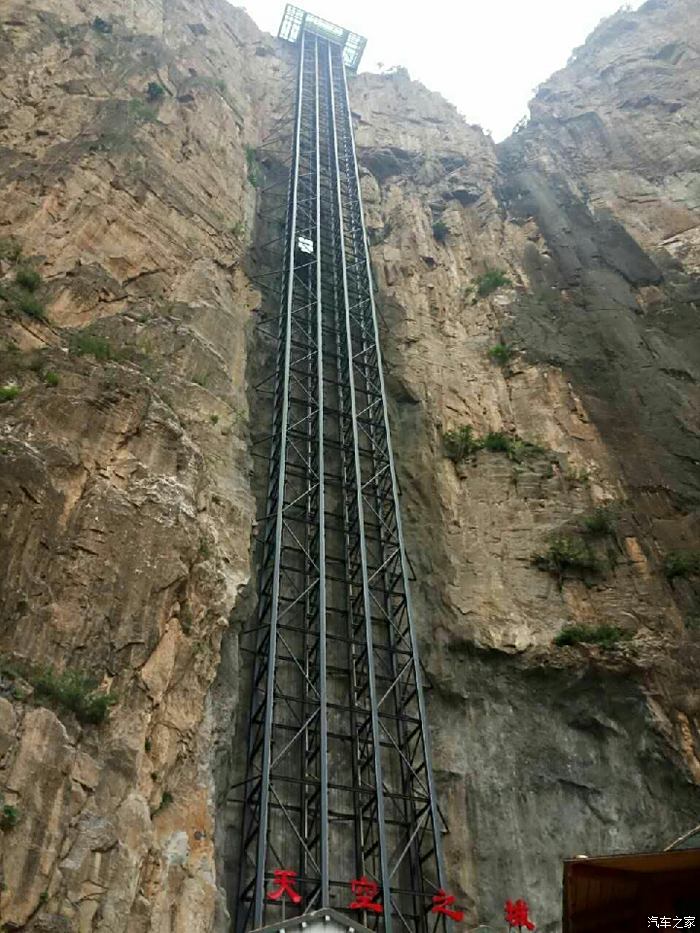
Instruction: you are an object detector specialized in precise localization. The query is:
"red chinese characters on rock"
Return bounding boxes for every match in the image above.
[349,876,384,914]
[431,889,465,922]
[267,869,303,905]
[505,899,536,931]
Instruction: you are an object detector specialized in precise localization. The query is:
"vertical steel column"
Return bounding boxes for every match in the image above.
[236,28,332,931]
[234,11,451,933]
[314,35,330,907]
[326,41,393,928]
[252,27,306,927]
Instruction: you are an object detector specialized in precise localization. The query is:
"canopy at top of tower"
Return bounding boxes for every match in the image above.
[278,4,367,71]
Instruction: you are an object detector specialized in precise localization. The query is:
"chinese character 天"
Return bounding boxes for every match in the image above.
[267,869,302,905]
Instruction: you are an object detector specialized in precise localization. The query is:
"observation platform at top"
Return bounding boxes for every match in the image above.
[278,4,367,71]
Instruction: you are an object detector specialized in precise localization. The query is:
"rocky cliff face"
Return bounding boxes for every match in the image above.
[0,1,698,931]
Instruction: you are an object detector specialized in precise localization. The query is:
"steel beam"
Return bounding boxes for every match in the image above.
[234,16,451,933]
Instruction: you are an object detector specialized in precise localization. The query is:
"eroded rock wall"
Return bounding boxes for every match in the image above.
[0,1,289,928]
[352,0,700,928]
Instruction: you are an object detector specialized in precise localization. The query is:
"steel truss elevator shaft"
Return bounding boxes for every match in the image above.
[234,10,449,933]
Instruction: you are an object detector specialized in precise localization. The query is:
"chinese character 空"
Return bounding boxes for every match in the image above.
[431,889,464,922]
[505,899,536,931]
[349,876,383,914]
[267,869,302,905]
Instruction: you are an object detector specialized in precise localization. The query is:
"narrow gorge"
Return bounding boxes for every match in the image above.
[0,1,698,931]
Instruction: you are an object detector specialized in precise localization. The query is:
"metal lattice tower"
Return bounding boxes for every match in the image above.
[233,7,449,932]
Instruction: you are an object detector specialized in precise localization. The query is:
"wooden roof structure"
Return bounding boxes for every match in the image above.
[563,848,700,932]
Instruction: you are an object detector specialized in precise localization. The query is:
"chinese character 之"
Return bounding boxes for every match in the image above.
[431,889,464,922]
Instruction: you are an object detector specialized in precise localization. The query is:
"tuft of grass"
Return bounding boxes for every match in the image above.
[0,236,22,262]
[70,333,117,361]
[43,370,59,387]
[215,79,227,93]
[482,431,545,462]
[565,467,590,487]
[15,289,46,319]
[210,414,219,425]
[39,890,49,905]
[443,425,546,464]
[533,535,601,578]
[664,550,700,580]
[554,623,630,650]
[0,803,20,831]
[245,145,261,187]
[32,666,117,724]
[443,425,481,462]
[432,220,449,243]
[0,384,20,403]
[14,266,41,292]
[475,268,511,298]
[582,506,615,536]
[128,98,158,124]
[145,738,152,752]
[230,221,245,237]
[488,343,514,366]
[1,655,116,724]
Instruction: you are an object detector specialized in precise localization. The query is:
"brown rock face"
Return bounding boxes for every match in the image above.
[0,0,282,927]
[0,0,698,931]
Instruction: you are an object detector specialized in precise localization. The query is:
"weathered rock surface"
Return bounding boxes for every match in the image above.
[0,0,283,927]
[351,1,699,926]
[0,0,698,931]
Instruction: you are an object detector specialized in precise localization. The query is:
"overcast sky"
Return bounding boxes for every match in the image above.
[238,0,645,140]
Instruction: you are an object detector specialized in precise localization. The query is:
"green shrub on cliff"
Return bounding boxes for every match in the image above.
[70,333,117,361]
[32,667,116,724]
[488,343,514,366]
[0,656,116,724]
[482,432,544,462]
[432,220,449,243]
[245,145,261,187]
[443,425,481,462]
[0,236,22,262]
[554,623,629,650]
[0,384,20,403]
[664,550,700,580]
[443,425,546,464]
[15,266,41,292]
[146,82,165,102]
[128,98,158,123]
[475,268,511,297]
[533,535,601,578]
[582,505,616,536]
[0,802,20,831]
[15,289,46,319]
